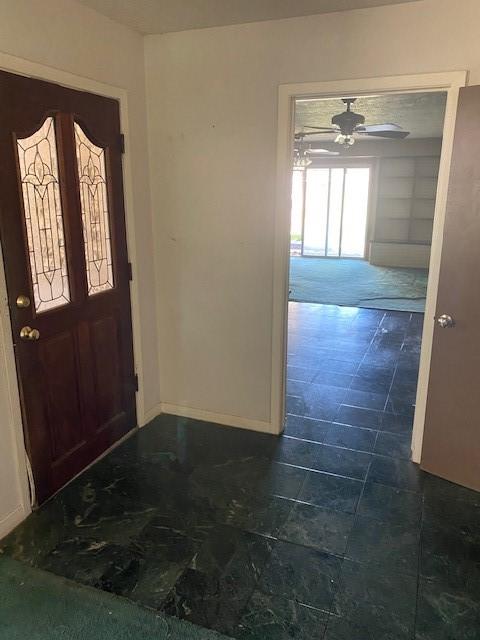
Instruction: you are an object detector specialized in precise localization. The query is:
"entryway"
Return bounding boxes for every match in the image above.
[0,71,137,504]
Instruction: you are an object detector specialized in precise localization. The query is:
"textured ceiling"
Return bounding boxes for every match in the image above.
[75,0,419,35]
[295,91,447,141]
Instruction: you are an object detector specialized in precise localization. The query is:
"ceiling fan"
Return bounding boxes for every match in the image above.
[295,98,410,148]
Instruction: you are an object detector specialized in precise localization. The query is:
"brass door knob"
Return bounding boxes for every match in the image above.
[16,295,31,308]
[20,326,40,341]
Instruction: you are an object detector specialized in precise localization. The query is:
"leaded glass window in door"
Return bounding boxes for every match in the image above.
[16,117,70,313]
[74,122,114,295]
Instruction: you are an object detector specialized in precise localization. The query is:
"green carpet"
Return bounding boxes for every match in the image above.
[0,556,227,640]
[289,257,428,312]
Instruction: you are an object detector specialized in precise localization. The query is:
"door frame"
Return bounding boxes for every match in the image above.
[0,52,146,528]
[271,71,467,464]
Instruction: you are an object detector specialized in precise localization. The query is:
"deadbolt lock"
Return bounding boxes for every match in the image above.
[16,295,31,308]
[20,326,40,341]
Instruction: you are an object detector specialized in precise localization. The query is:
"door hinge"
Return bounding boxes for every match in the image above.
[127,262,133,281]
[134,373,139,392]
[119,133,125,154]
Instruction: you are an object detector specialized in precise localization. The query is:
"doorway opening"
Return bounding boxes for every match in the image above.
[286,90,447,468]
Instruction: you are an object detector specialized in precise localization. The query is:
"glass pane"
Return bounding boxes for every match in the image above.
[17,117,70,313]
[290,169,304,256]
[303,168,329,256]
[327,168,344,257]
[74,123,114,295]
[341,168,370,257]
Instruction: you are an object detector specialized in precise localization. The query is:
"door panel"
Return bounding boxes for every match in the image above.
[39,331,85,461]
[90,315,123,426]
[421,85,480,491]
[0,70,137,503]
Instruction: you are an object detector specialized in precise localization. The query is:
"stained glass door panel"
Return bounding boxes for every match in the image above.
[74,123,114,295]
[16,117,70,312]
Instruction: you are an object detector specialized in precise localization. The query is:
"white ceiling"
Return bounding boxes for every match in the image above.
[75,0,419,35]
[295,91,447,141]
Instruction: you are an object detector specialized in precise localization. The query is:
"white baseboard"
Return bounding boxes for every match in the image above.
[0,504,29,540]
[369,241,431,269]
[158,402,278,434]
[141,403,163,426]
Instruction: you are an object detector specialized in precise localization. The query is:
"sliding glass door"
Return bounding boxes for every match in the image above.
[300,166,370,258]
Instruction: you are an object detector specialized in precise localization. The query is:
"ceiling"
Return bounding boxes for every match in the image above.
[75,0,419,35]
[295,91,447,141]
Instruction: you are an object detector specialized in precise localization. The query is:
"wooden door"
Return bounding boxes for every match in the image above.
[421,85,480,491]
[0,71,137,504]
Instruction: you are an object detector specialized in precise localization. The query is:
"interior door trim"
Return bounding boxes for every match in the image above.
[0,53,146,527]
[272,71,468,463]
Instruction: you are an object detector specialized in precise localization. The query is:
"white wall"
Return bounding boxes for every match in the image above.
[145,0,480,429]
[0,0,158,536]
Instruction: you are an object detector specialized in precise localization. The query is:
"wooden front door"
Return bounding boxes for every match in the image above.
[0,71,137,504]
[421,85,480,491]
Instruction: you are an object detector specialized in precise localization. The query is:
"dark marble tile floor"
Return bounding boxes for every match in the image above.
[1,302,479,639]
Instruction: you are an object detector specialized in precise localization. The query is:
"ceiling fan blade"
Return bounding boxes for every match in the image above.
[295,130,336,139]
[307,148,340,155]
[304,125,338,131]
[364,130,410,139]
[356,123,410,139]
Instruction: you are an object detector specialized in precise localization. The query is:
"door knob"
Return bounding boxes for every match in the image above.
[437,314,455,329]
[20,326,40,341]
[16,295,30,308]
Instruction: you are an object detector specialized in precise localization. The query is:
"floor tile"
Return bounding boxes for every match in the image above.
[313,444,372,480]
[346,514,420,575]
[374,431,412,460]
[385,394,415,418]
[380,411,414,435]
[162,526,273,634]
[415,578,480,640]
[40,538,145,595]
[279,502,355,555]
[218,494,294,538]
[258,540,342,612]
[357,482,422,526]
[350,370,392,394]
[336,405,383,430]
[423,475,480,508]
[253,462,307,500]
[330,560,417,639]
[298,471,363,514]
[315,358,359,375]
[275,439,371,479]
[285,414,330,443]
[311,370,353,389]
[343,388,388,411]
[368,455,424,492]
[232,590,328,640]
[324,423,377,452]
[274,437,324,470]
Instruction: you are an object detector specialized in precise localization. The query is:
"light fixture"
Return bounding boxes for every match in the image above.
[293,145,312,169]
[334,133,355,147]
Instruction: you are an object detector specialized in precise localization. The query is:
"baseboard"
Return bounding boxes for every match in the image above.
[158,402,278,434]
[369,241,431,269]
[141,403,163,426]
[0,504,29,540]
